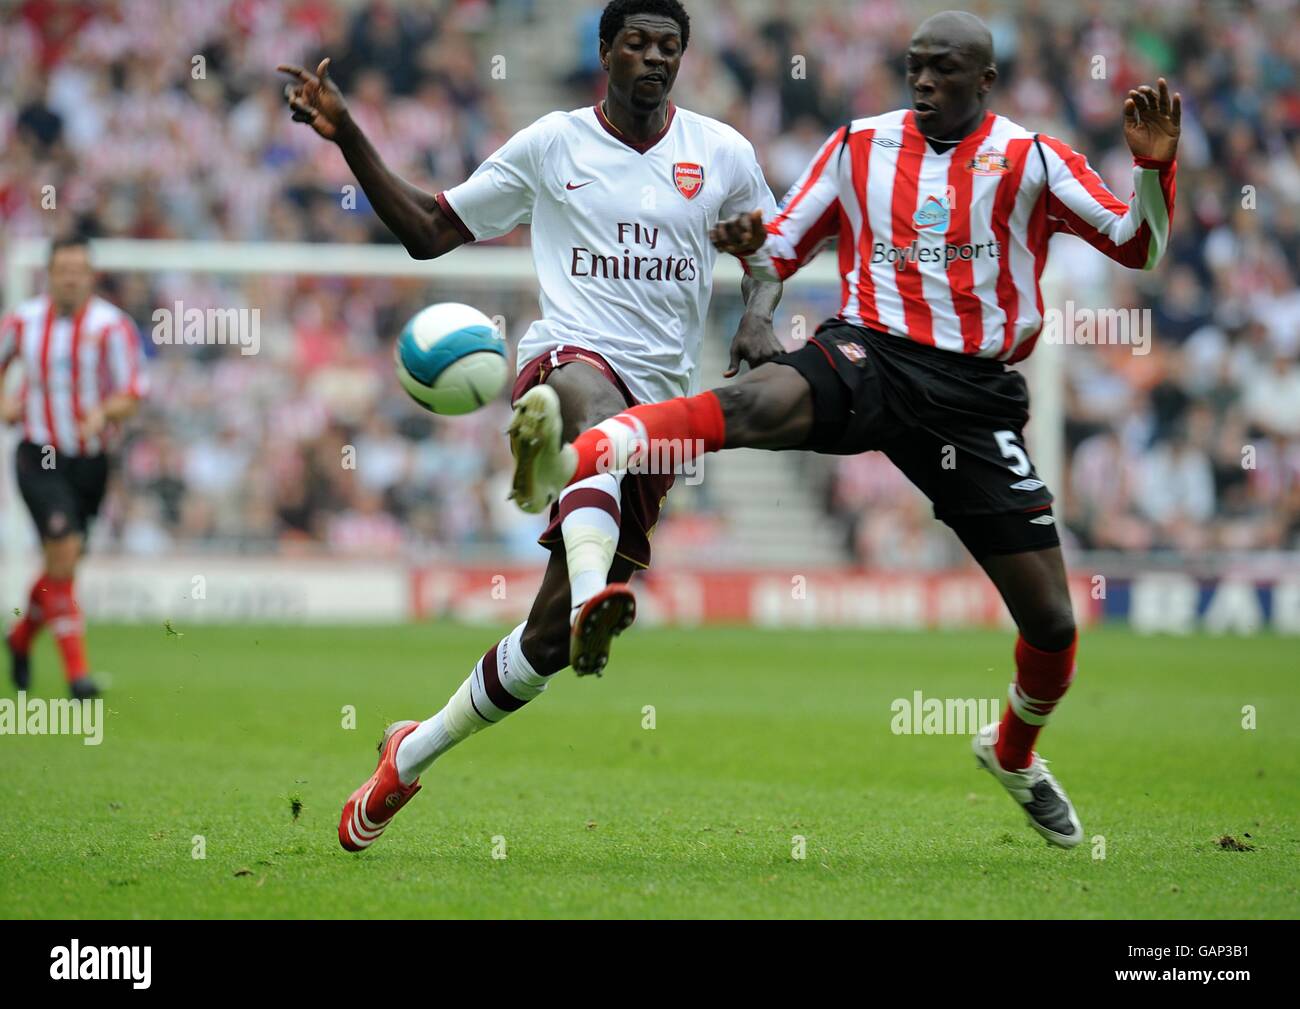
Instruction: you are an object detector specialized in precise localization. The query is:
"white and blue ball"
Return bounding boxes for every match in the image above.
[394,302,508,415]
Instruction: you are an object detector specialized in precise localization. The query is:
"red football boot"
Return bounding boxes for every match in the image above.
[338,720,422,852]
[570,584,637,676]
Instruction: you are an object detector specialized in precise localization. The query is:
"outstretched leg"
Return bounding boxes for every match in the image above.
[966,541,1082,848]
[339,548,637,850]
[392,552,568,794]
[395,547,639,783]
[510,359,646,671]
[510,361,817,514]
[544,364,638,673]
[980,546,1078,767]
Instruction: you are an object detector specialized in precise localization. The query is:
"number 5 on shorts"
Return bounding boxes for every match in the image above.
[994,430,1030,476]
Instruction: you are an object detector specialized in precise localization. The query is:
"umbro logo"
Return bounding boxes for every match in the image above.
[1028,515,1056,526]
[870,137,903,148]
[1010,478,1046,491]
[565,180,596,190]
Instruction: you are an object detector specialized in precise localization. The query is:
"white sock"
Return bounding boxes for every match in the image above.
[395,622,549,784]
[559,471,623,613]
[589,414,647,474]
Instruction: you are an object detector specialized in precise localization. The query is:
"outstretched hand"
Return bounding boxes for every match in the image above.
[725,312,783,378]
[277,57,350,141]
[710,210,767,257]
[1123,77,1181,163]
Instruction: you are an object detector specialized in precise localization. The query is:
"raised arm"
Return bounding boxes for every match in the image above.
[1039,78,1180,271]
[278,58,466,260]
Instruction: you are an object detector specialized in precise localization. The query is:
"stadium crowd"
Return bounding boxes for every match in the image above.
[1,0,1297,565]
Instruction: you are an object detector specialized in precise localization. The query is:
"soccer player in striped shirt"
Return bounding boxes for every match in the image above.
[2,236,147,699]
[511,11,1181,848]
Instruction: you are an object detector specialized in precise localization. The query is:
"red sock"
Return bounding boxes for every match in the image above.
[7,574,53,654]
[994,633,1077,771]
[41,577,90,683]
[571,392,727,483]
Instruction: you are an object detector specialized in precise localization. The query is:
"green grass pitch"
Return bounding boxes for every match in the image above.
[2,623,1296,919]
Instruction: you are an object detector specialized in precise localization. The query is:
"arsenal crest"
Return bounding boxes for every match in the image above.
[673,162,704,200]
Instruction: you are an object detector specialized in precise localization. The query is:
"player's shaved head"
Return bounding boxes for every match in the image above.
[911,11,994,68]
[906,11,998,140]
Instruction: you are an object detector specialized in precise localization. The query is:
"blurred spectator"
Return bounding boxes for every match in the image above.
[1136,422,1216,551]
[1,0,1297,563]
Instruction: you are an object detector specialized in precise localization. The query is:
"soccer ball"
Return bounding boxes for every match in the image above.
[394,302,508,415]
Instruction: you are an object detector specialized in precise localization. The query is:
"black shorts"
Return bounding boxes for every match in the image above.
[15,440,109,540]
[774,319,1059,559]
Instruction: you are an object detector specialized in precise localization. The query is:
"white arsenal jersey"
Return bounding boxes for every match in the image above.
[0,295,147,456]
[438,102,778,404]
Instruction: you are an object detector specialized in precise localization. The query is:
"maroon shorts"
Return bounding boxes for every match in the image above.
[511,346,673,569]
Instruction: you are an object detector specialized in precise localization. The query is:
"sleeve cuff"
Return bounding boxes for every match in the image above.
[740,247,781,283]
[1134,155,1176,170]
[436,192,476,243]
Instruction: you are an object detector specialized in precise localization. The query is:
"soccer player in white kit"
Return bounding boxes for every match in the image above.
[279,0,783,851]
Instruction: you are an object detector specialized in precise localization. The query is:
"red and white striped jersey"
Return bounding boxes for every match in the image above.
[0,295,148,456]
[741,109,1177,362]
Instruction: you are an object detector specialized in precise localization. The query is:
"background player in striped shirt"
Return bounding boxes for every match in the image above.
[2,236,147,699]
[512,11,1181,849]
